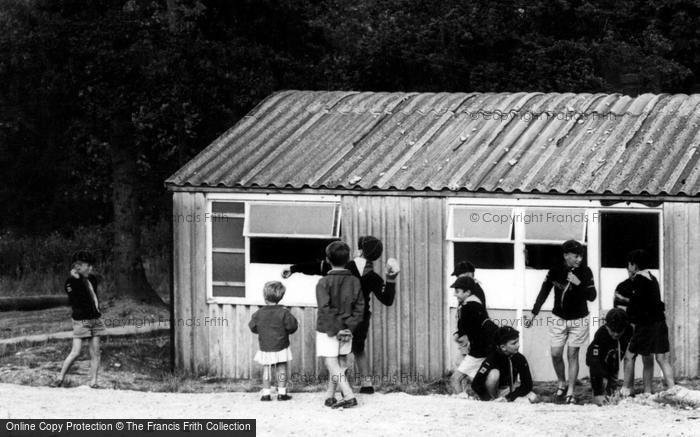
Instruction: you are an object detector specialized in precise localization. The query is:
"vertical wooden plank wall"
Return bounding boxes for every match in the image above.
[173,189,321,379]
[342,196,447,381]
[174,193,448,380]
[664,202,700,377]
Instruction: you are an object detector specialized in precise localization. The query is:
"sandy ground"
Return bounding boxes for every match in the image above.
[1,383,698,437]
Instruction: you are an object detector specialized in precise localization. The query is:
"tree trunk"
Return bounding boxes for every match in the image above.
[110,117,164,305]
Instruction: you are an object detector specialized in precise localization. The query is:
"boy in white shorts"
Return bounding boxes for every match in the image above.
[315,241,365,409]
[524,240,597,404]
[450,276,497,394]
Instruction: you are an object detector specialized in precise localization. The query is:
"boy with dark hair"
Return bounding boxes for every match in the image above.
[451,260,488,314]
[53,250,105,388]
[449,276,497,394]
[315,241,365,409]
[471,326,538,403]
[621,249,675,396]
[524,239,597,404]
[283,235,398,394]
[586,308,630,406]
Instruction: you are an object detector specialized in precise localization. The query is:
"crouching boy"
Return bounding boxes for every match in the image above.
[315,241,365,409]
[471,326,538,403]
[586,308,630,406]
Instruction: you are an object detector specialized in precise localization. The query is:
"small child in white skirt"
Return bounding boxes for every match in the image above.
[249,281,299,401]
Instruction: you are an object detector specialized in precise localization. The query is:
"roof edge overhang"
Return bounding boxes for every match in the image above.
[165,184,700,204]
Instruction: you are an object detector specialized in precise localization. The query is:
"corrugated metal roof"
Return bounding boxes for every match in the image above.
[166,91,700,197]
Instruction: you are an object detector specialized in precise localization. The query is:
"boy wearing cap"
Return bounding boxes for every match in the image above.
[283,235,398,394]
[451,260,488,314]
[621,249,675,396]
[586,308,630,406]
[471,326,537,402]
[524,239,597,404]
[450,276,498,394]
[53,250,105,388]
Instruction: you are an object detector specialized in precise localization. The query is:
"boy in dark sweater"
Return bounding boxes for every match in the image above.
[53,251,105,388]
[315,241,365,409]
[472,326,538,403]
[284,235,398,394]
[586,308,629,406]
[450,276,497,394]
[621,249,675,396]
[524,239,597,404]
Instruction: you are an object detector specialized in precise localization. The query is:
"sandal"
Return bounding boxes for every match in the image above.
[565,394,576,405]
[554,387,566,400]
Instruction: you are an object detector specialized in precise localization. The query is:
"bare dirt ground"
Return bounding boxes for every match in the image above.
[1,383,698,437]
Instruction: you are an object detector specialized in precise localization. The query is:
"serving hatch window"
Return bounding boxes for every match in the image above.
[209,199,341,304]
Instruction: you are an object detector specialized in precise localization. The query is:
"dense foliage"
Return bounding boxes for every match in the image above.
[1,0,699,233]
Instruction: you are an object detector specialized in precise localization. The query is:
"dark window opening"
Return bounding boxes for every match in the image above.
[250,238,339,264]
[601,212,659,268]
[453,242,514,269]
[525,244,588,270]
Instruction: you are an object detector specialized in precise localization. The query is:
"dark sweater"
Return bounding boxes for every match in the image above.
[316,269,365,336]
[472,351,533,402]
[456,296,497,358]
[249,305,298,352]
[626,271,665,325]
[613,278,634,311]
[291,258,395,317]
[64,274,101,320]
[531,264,596,320]
[586,325,629,379]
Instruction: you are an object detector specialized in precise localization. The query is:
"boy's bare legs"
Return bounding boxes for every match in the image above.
[622,350,636,395]
[566,346,580,396]
[451,370,467,394]
[324,358,338,399]
[58,338,83,384]
[276,362,288,389]
[654,352,675,389]
[338,355,354,398]
[642,354,654,393]
[550,346,567,393]
[355,350,373,388]
[484,369,501,400]
[262,365,272,390]
[88,336,100,387]
[325,357,354,400]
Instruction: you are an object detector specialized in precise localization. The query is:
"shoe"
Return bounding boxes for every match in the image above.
[359,386,375,394]
[324,397,337,407]
[260,395,272,401]
[277,394,292,401]
[565,394,576,405]
[49,379,64,388]
[554,387,566,401]
[88,383,100,389]
[331,398,358,409]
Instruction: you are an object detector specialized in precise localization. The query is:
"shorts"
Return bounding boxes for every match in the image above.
[316,331,352,357]
[352,317,370,354]
[628,321,670,355]
[72,318,106,338]
[457,355,486,380]
[549,315,589,347]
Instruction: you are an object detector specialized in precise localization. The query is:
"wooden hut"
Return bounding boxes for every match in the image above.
[166,91,700,381]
